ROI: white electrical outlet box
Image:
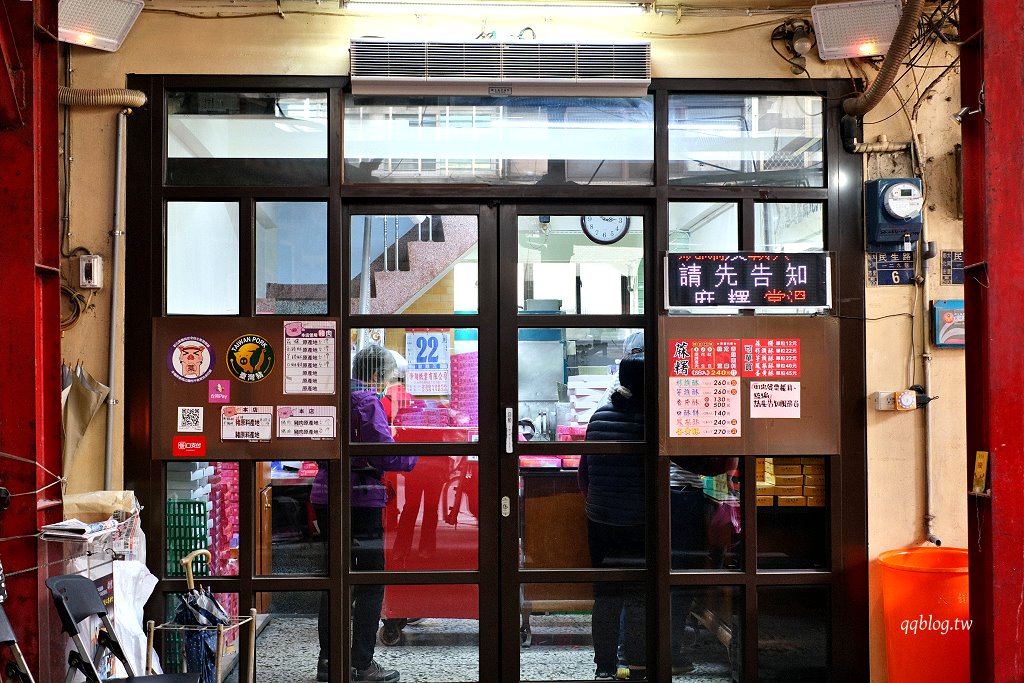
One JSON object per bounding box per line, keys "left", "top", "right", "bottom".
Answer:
{"left": 873, "top": 391, "right": 896, "bottom": 410}
{"left": 77, "top": 254, "right": 103, "bottom": 289}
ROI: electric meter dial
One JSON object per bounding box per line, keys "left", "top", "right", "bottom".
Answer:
{"left": 882, "top": 181, "right": 924, "bottom": 220}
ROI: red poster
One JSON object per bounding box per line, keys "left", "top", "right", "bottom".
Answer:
{"left": 740, "top": 338, "right": 801, "bottom": 378}
{"left": 668, "top": 339, "right": 739, "bottom": 377}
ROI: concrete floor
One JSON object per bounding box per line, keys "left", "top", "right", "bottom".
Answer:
{"left": 220, "top": 614, "right": 736, "bottom": 683}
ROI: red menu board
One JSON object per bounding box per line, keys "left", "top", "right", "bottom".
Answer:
{"left": 668, "top": 339, "right": 739, "bottom": 377}
{"left": 741, "top": 338, "right": 801, "bottom": 378}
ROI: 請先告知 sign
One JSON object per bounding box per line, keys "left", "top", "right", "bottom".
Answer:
{"left": 665, "top": 253, "right": 830, "bottom": 309}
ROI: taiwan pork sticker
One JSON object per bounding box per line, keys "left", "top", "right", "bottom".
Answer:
{"left": 750, "top": 381, "right": 801, "bottom": 418}
{"left": 168, "top": 336, "right": 215, "bottom": 383}
{"left": 226, "top": 334, "right": 275, "bottom": 383}
{"left": 221, "top": 405, "right": 273, "bottom": 441}
{"left": 277, "top": 406, "right": 337, "bottom": 439}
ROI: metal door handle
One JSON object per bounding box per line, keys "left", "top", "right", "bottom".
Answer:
{"left": 505, "top": 407, "right": 514, "bottom": 453}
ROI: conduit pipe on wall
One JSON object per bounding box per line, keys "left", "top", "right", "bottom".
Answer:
{"left": 842, "top": 0, "right": 926, "bottom": 117}
{"left": 58, "top": 87, "right": 147, "bottom": 108}
{"left": 59, "top": 86, "right": 147, "bottom": 490}
{"left": 919, "top": 215, "right": 940, "bottom": 547}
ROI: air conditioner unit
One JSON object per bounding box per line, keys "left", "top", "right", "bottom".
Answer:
{"left": 349, "top": 37, "right": 651, "bottom": 96}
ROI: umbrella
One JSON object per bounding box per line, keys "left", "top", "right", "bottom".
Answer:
{"left": 174, "top": 551, "right": 230, "bottom": 683}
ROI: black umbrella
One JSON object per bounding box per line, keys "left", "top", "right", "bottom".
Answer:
{"left": 174, "top": 551, "right": 230, "bottom": 683}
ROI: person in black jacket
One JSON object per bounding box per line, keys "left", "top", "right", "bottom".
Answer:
{"left": 579, "top": 352, "right": 648, "bottom": 681}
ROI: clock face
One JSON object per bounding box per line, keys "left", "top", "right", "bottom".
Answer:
{"left": 580, "top": 215, "right": 630, "bottom": 245}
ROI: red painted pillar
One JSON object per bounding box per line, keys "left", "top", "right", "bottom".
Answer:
{"left": 962, "top": 1, "right": 1024, "bottom": 681}
{"left": 0, "top": 0, "right": 61, "bottom": 677}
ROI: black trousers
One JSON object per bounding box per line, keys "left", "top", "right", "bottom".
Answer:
{"left": 316, "top": 504, "right": 385, "bottom": 670}
{"left": 587, "top": 518, "right": 646, "bottom": 671}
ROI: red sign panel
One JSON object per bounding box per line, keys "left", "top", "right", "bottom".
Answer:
{"left": 172, "top": 435, "right": 207, "bottom": 457}
{"left": 669, "top": 339, "right": 739, "bottom": 377}
{"left": 740, "top": 338, "right": 801, "bottom": 378}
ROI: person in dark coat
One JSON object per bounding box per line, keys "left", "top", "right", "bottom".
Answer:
{"left": 312, "top": 344, "right": 417, "bottom": 682}
{"left": 579, "top": 352, "right": 648, "bottom": 681}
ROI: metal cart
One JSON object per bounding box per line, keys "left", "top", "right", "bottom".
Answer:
{"left": 146, "top": 549, "right": 257, "bottom": 683}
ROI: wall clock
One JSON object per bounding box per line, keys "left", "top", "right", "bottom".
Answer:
{"left": 580, "top": 215, "right": 630, "bottom": 245}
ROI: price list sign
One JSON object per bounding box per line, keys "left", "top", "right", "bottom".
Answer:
{"left": 741, "top": 338, "right": 801, "bottom": 378}
{"left": 283, "top": 321, "right": 337, "bottom": 395}
{"left": 221, "top": 405, "right": 273, "bottom": 441}
{"left": 277, "top": 406, "right": 337, "bottom": 439}
{"left": 668, "top": 339, "right": 741, "bottom": 438}
{"left": 667, "top": 253, "right": 829, "bottom": 307}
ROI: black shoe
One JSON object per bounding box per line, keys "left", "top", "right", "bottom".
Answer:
{"left": 595, "top": 668, "right": 616, "bottom": 680}
{"left": 316, "top": 657, "right": 329, "bottom": 682}
{"left": 672, "top": 657, "right": 695, "bottom": 675}
{"left": 352, "top": 659, "right": 400, "bottom": 682}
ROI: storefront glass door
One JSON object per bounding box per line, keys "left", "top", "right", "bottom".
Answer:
{"left": 340, "top": 203, "right": 656, "bottom": 682}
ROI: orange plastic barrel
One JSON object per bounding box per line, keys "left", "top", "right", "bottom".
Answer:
{"left": 878, "top": 547, "right": 969, "bottom": 683}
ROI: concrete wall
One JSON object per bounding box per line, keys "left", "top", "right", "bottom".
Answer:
{"left": 58, "top": 3, "right": 966, "bottom": 680}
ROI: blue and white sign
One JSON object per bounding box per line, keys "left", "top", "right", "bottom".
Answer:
{"left": 405, "top": 331, "right": 451, "bottom": 395}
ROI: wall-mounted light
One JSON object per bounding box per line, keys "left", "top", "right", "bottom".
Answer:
{"left": 58, "top": 0, "right": 144, "bottom": 52}
{"left": 810, "top": 0, "right": 902, "bottom": 60}
{"left": 342, "top": 0, "right": 650, "bottom": 15}
{"left": 774, "top": 17, "right": 814, "bottom": 74}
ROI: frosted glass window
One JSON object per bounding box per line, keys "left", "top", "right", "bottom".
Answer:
{"left": 668, "top": 202, "right": 739, "bottom": 253}
{"left": 669, "top": 94, "right": 824, "bottom": 187}
{"left": 167, "top": 91, "right": 327, "bottom": 159}
{"left": 167, "top": 202, "right": 239, "bottom": 315}
{"left": 755, "top": 202, "right": 824, "bottom": 252}
{"left": 256, "top": 202, "right": 328, "bottom": 315}
{"left": 344, "top": 95, "right": 653, "bottom": 185}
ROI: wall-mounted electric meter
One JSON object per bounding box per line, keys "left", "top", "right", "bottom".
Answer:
{"left": 865, "top": 178, "right": 924, "bottom": 252}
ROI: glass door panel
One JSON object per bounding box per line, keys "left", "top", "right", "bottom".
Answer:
{"left": 504, "top": 206, "right": 651, "bottom": 683}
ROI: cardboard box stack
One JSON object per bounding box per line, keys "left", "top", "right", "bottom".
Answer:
{"left": 755, "top": 457, "right": 827, "bottom": 507}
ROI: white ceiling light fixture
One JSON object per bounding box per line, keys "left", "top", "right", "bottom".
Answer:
{"left": 342, "top": 0, "right": 650, "bottom": 15}
{"left": 58, "top": 0, "right": 144, "bottom": 52}
{"left": 810, "top": 0, "right": 903, "bottom": 60}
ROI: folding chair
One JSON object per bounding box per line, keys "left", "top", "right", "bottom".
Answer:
{"left": 0, "top": 602, "right": 35, "bottom": 683}
{"left": 46, "top": 574, "right": 197, "bottom": 683}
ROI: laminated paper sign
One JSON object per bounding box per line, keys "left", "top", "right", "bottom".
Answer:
{"left": 750, "top": 381, "right": 801, "bottom": 418}
{"left": 668, "top": 339, "right": 741, "bottom": 438}
{"left": 221, "top": 405, "right": 273, "bottom": 441}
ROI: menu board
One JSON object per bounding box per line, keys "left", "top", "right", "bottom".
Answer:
{"left": 283, "top": 320, "right": 337, "bottom": 394}
{"left": 668, "top": 339, "right": 741, "bottom": 438}
{"left": 153, "top": 317, "right": 342, "bottom": 460}
{"left": 659, "top": 316, "right": 840, "bottom": 456}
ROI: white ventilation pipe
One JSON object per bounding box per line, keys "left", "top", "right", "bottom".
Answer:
{"left": 60, "top": 87, "right": 146, "bottom": 489}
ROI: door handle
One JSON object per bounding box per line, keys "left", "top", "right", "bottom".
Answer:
{"left": 505, "top": 407, "right": 514, "bottom": 453}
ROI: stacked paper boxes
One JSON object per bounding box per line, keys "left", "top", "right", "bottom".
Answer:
{"left": 450, "top": 351, "right": 479, "bottom": 426}
{"left": 566, "top": 374, "right": 617, "bottom": 424}
{"left": 755, "top": 457, "right": 826, "bottom": 507}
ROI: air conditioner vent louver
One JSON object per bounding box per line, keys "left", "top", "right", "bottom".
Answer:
{"left": 350, "top": 38, "right": 651, "bottom": 96}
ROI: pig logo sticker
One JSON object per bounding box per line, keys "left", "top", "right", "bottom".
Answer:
{"left": 168, "top": 336, "right": 215, "bottom": 383}
{"left": 227, "top": 334, "right": 275, "bottom": 383}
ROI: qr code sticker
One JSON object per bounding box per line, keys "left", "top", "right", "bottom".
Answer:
{"left": 177, "top": 407, "right": 204, "bottom": 433}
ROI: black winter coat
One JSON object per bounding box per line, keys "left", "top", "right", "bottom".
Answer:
{"left": 580, "top": 401, "right": 645, "bottom": 527}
